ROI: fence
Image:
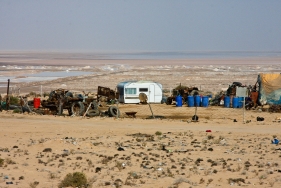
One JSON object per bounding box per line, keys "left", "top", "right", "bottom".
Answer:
{"left": 1, "top": 84, "right": 280, "bottom": 124}
{"left": 116, "top": 102, "right": 279, "bottom": 125}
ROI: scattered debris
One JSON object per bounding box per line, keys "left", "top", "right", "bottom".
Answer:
{"left": 272, "top": 138, "right": 279, "bottom": 144}
{"left": 257, "top": 116, "right": 264, "bottom": 121}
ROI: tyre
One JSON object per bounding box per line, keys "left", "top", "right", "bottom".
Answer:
{"left": 49, "top": 91, "right": 56, "bottom": 100}
{"left": 108, "top": 106, "right": 120, "bottom": 117}
{"left": 90, "top": 101, "right": 98, "bottom": 110}
{"left": 70, "top": 101, "right": 85, "bottom": 116}
{"left": 65, "top": 92, "right": 73, "bottom": 98}
{"left": 166, "top": 97, "right": 172, "bottom": 105}
{"left": 22, "top": 106, "right": 31, "bottom": 113}
{"left": 87, "top": 109, "right": 100, "bottom": 117}
{"left": 190, "top": 90, "right": 199, "bottom": 96}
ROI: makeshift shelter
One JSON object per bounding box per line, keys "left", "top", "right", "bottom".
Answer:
{"left": 258, "top": 73, "right": 281, "bottom": 105}
{"left": 117, "top": 81, "right": 163, "bottom": 103}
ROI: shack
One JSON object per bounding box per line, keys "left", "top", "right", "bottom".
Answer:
{"left": 117, "top": 81, "right": 163, "bottom": 103}
{"left": 258, "top": 73, "right": 281, "bottom": 105}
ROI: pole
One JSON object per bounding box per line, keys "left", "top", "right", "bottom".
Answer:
{"left": 243, "top": 97, "right": 245, "bottom": 124}
{"left": 40, "top": 85, "right": 42, "bottom": 98}
{"left": 82, "top": 102, "right": 92, "bottom": 118}
{"left": 148, "top": 103, "right": 155, "bottom": 119}
{"left": 6, "top": 79, "right": 10, "bottom": 110}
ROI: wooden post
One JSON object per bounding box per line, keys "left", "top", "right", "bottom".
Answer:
{"left": 6, "top": 79, "right": 10, "bottom": 110}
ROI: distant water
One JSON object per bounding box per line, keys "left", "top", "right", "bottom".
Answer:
{"left": 102, "top": 51, "right": 281, "bottom": 60}
{"left": 0, "top": 71, "right": 93, "bottom": 87}
{"left": 1, "top": 51, "right": 280, "bottom": 60}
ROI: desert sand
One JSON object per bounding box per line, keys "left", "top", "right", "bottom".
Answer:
{"left": 1, "top": 53, "right": 281, "bottom": 187}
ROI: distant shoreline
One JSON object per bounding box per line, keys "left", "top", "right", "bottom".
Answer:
{"left": 0, "top": 52, "right": 280, "bottom": 66}
{"left": 0, "top": 58, "right": 280, "bottom": 66}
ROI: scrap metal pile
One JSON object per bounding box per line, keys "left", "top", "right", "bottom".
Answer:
{"left": 39, "top": 87, "right": 120, "bottom": 117}
{"left": 209, "top": 82, "right": 260, "bottom": 109}
{"left": 165, "top": 85, "right": 199, "bottom": 105}
{"left": 268, "top": 105, "right": 281, "bottom": 113}
{"left": 40, "top": 88, "right": 98, "bottom": 116}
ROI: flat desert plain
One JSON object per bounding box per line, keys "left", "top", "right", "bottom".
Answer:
{"left": 1, "top": 53, "right": 281, "bottom": 188}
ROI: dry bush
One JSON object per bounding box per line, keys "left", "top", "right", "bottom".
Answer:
{"left": 58, "top": 172, "right": 88, "bottom": 188}
{"left": 5, "top": 158, "right": 16, "bottom": 165}
{"left": 0, "top": 158, "right": 4, "bottom": 167}
{"left": 173, "top": 177, "right": 190, "bottom": 186}
{"left": 29, "top": 181, "right": 39, "bottom": 188}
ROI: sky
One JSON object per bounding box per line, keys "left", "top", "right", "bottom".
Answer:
{"left": 0, "top": 0, "right": 281, "bottom": 52}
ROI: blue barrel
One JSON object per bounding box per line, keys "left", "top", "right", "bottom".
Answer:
{"left": 194, "top": 95, "right": 201, "bottom": 107}
{"left": 238, "top": 97, "right": 244, "bottom": 108}
{"left": 187, "top": 95, "right": 194, "bottom": 107}
{"left": 176, "top": 95, "right": 182, "bottom": 107}
{"left": 224, "top": 96, "right": 230, "bottom": 107}
{"left": 232, "top": 97, "right": 239, "bottom": 108}
{"left": 202, "top": 96, "right": 209, "bottom": 107}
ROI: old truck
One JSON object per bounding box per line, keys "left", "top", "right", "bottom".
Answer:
{"left": 41, "top": 87, "right": 120, "bottom": 117}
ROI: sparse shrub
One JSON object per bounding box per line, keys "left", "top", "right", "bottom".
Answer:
{"left": 115, "top": 161, "right": 124, "bottom": 171}
{"left": 173, "top": 177, "right": 190, "bottom": 186}
{"left": 155, "top": 131, "right": 162, "bottom": 136}
{"left": 269, "top": 179, "right": 276, "bottom": 187}
{"left": 13, "top": 108, "right": 21, "bottom": 113}
{"left": 0, "top": 158, "right": 4, "bottom": 167}
{"left": 58, "top": 172, "right": 87, "bottom": 188}
{"left": 29, "top": 181, "right": 39, "bottom": 188}
{"left": 43, "top": 92, "right": 50, "bottom": 98}
{"left": 207, "top": 178, "right": 213, "bottom": 185}
{"left": 228, "top": 178, "right": 245, "bottom": 184}
{"left": 29, "top": 92, "right": 36, "bottom": 96}
{"left": 19, "top": 176, "right": 24, "bottom": 180}
{"left": 199, "top": 178, "right": 205, "bottom": 184}
{"left": 207, "top": 135, "right": 215, "bottom": 140}
{"left": 101, "top": 157, "right": 109, "bottom": 164}
{"left": 5, "top": 158, "right": 16, "bottom": 164}
{"left": 9, "top": 96, "right": 19, "bottom": 105}
{"left": 42, "top": 148, "right": 52, "bottom": 152}
{"left": 48, "top": 172, "right": 57, "bottom": 179}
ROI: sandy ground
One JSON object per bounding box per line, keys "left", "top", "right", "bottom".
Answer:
{"left": 1, "top": 53, "right": 281, "bottom": 187}
{"left": 1, "top": 109, "right": 281, "bottom": 188}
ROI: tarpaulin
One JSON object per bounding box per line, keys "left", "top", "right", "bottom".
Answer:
{"left": 258, "top": 73, "right": 281, "bottom": 105}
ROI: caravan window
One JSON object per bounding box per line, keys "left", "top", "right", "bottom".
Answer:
{"left": 139, "top": 88, "right": 148, "bottom": 92}
{"left": 125, "top": 88, "right": 136, "bottom": 94}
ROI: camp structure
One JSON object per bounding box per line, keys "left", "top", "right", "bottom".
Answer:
{"left": 117, "top": 81, "right": 163, "bottom": 103}
{"left": 257, "top": 73, "right": 281, "bottom": 105}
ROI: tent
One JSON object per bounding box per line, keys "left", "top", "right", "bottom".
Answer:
{"left": 258, "top": 73, "right": 281, "bottom": 105}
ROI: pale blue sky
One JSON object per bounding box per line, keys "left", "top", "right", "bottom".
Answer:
{"left": 0, "top": 0, "right": 280, "bottom": 52}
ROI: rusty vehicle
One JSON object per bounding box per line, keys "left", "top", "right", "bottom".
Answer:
{"left": 97, "top": 86, "right": 119, "bottom": 106}
{"left": 41, "top": 88, "right": 98, "bottom": 116}
{"left": 40, "top": 87, "right": 120, "bottom": 117}
{"left": 165, "top": 86, "right": 199, "bottom": 105}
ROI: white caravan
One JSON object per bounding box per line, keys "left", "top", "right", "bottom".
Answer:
{"left": 117, "top": 81, "right": 163, "bottom": 103}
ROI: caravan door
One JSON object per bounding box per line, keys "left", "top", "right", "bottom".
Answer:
{"left": 149, "top": 84, "right": 155, "bottom": 103}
